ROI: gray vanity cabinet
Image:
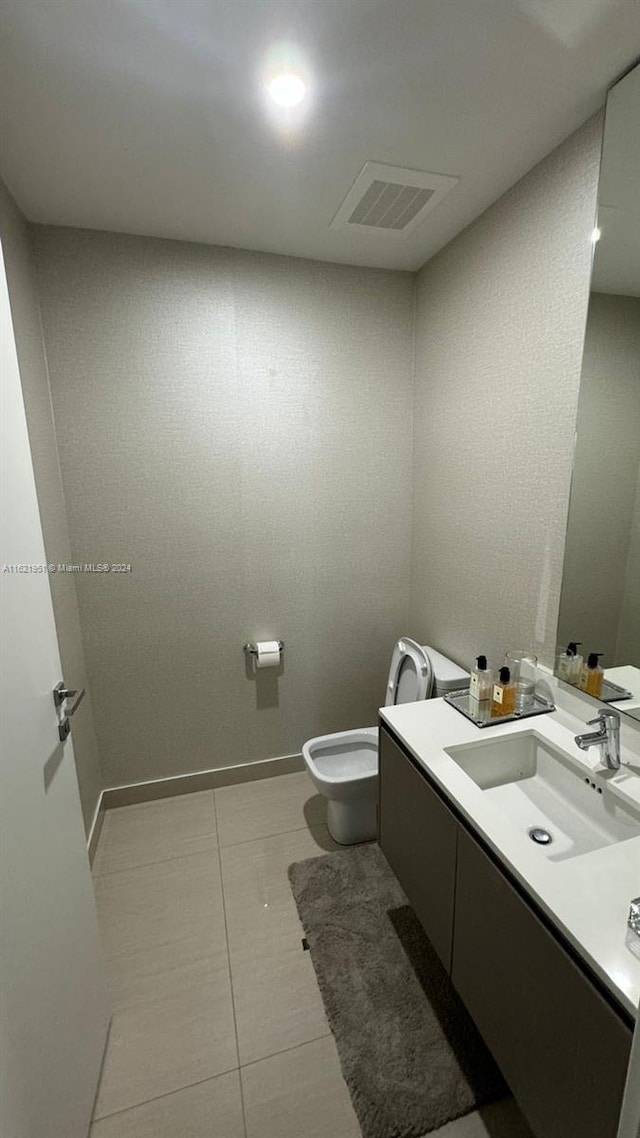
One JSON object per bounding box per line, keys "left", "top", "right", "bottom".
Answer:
{"left": 452, "top": 827, "right": 631, "bottom": 1138}
{"left": 378, "top": 723, "right": 633, "bottom": 1138}
{"left": 379, "top": 726, "right": 457, "bottom": 971}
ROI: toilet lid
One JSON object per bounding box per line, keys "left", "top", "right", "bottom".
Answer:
{"left": 419, "top": 645, "right": 469, "bottom": 694}
{"left": 384, "top": 638, "right": 431, "bottom": 707}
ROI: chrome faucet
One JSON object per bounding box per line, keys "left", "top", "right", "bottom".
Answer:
{"left": 575, "top": 709, "right": 621, "bottom": 770}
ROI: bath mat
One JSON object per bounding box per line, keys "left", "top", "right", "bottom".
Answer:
{"left": 288, "top": 843, "right": 507, "bottom": 1138}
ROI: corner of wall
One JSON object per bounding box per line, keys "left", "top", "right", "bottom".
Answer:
{"left": 406, "top": 114, "right": 603, "bottom": 672}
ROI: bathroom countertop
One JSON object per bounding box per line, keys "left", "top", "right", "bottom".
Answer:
{"left": 379, "top": 697, "right": 640, "bottom": 1019}
{"left": 606, "top": 665, "right": 640, "bottom": 712}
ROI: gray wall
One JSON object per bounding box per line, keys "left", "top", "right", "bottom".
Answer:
{"left": 409, "top": 116, "right": 602, "bottom": 673}
{"left": 559, "top": 292, "right": 640, "bottom": 665}
{"left": 33, "top": 230, "right": 414, "bottom": 788}
{"left": 26, "top": 114, "right": 602, "bottom": 792}
{"left": 0, "top": 179, "right": 103, "bottom": 832}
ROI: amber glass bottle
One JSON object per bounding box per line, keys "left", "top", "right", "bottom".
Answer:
{"left": 582, "top": 653, "right": 604, "bottom": 698}
{"left": 491, "top": 666, "right": 516, "bottom": 718}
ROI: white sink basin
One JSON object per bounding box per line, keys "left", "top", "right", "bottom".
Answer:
{"left": 445, "top": 732, "right": 640, "bottom": 862}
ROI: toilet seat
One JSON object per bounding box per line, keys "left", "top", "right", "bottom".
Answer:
{"left": 384, "top": 638, "right": 433, "bottom": 707}
{"left": 304, "top": 727, "right": 378, "bottom": 787}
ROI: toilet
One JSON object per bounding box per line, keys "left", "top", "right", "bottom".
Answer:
{"left": 302, "top": 639, "right": 469, "bottom": 845}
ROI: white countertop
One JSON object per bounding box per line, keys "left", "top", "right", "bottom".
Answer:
{"left": 380, "top": 696, "right": 640, "bottom": 1019}
{"left": 606, "top": 665, "right": 640, "bottom": 712}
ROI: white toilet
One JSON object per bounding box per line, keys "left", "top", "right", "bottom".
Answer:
{"left": 302, "top": 639, "right": 469, "bottom": 845}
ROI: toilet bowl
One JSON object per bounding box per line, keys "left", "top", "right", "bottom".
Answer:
{"left": 303, "top": 727, "right": 379, "bottom": 846}
{"left": 303, "top": 639, "right": 469, "bottom": 845}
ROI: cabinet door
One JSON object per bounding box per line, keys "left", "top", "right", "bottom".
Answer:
{"left": 452, "top": 827, "right": 632, "bottom": 1138}
{"left": 379, "top": 726, "right": 457, "bottom": 971}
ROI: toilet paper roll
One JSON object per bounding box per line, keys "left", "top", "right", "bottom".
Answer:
{"left": 255, "top": 640, "right": 281, "bottom": 669}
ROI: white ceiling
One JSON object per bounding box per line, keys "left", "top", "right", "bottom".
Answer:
{"left": 0, "top": 0, "right": 639, "bottom": 271}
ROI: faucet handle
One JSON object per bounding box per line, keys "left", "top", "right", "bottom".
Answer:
{"left": 587, "top": 709, "right": 620, "bottom": 728}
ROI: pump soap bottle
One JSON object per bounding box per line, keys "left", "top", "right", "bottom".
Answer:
{"left": 557, "top": 642, "right": 580, "bottom": 683}
{"left": 581, "top": 653, "right": 604, "bottom": 698}
{"left": 491, "top": 666, "right": 516, "bottom": 718}
{"left": 469, "top": 655, "right": 492, "bottom": 721}
{"left": 569, "top": 643, "right": 584, "bottom": 687}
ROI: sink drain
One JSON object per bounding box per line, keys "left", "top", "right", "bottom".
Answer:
{"left": 528, "top": 826, "right": 552, "bottom": 845}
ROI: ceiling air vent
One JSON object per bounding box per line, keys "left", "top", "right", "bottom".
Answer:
{"left": 331, "top": 162, "right": 458, "bottom": 238}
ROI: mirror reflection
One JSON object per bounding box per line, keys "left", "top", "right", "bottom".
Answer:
{"left": 556, "top": 63, "right": 640, "bottom": 721}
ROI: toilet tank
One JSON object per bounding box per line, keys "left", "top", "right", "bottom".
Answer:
{"left": 421, "top": 646, "right": 469, "bottom": 699}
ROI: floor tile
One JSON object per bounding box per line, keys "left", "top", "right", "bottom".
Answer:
{"left": 427, "top": 1098, "right": 536, "bottom": 1137}
{"left": 93, "top": 792, "right": 217, "bottom": 875}
{"left": 221, "top": 825, "right": 336, "bottom": 1063}
{"left": 93, "top": 969, "right": 237, "bottom": 1119}
{"left": 220, "top": 824, "right": 338, "bottom": 954}
{"left": 91, "top": 1071, "right": 244, "bottom": 1137}
{"left": 94, "top": 850, "right": 225, "bottom": 962}
{"left": 105, "top": 934, "right": 218, "bottom": 1010}
{"left": 232, "top": 945, "right": 329, "bottom": 1065}
{"left": 241, "top": 1035, "right": 361, "bottom": 1138}
{"left": 215, "top": 770, "right": 325, "bottom": 847}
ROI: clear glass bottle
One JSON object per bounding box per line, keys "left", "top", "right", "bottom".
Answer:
{"left": 569, "top": 644, "right": 584, "bottom": 686}
{"left": 557, "top": 641, "right": 581, "bottom": 683}
{"left": 469, "top": 655, "right": 493, "bottom": 722}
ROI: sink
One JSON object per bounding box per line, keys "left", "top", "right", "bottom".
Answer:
{"left": 445, "top": 732, "right": 640, "bottom": 862}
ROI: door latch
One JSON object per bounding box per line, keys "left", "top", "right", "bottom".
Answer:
{"left": 53, "top": 682, "right": 86, "bottom": 742}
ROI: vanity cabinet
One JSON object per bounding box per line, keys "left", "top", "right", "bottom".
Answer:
{"left": 379, "top": 725, "right": 457, "bottom": 971}
{"left": 453, "top": 827, "right": 631, "bottom": 1138}
{"left": 378, "top": 724, "right": 633, "bottom": 1138}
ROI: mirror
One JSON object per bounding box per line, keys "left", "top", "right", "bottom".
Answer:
{"left": 556, "top": 62, "right": 640, "bottom": 722}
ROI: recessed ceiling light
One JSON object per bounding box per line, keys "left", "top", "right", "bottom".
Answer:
{"left": 267, "top": 73, "right": 306, "bottom": 108}
{"left": 591, "top": 226, "right": 602, "bottom": 244}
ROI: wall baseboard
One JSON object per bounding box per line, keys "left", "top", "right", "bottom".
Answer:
{"left": 99, "top": 752, "right": 305, "bottom": 812}
{"left": 87, "top": 796, "right": 106, "bottom": 867}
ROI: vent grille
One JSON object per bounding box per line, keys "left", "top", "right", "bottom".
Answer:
{"left": 331, "top": 162, "right": 458, "bottom": 239}
{"left": 348, "top": 180, "right": 435, "bottom": 230}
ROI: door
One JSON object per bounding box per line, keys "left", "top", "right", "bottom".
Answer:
{"left": 0, "top": 242, "right": 110, "bottom": 1138}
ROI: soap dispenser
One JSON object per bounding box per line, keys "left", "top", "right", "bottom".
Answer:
{"left": 569, "top": 643, "right": 584, "bottom": 687}
{"left": 557, "top": 642, "right": 580, "bottom": 683}
{"left": 581, "top": 653, "right": 604, "bottom": 698}
{"left": 491, "top": 666, "right": 516, "bottom": 718}
{"left": 469, "top": 655, "right": 492, "bottom": 721}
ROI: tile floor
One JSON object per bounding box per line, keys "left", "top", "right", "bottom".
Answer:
{"left": 90, "top": 770, "right": 535, "bottom": 1137}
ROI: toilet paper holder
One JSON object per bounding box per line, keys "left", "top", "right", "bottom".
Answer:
{"left": 243, "top": 640, "right": 285, "bottom": 656}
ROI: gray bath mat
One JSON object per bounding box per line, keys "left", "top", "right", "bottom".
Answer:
{"left": 288, "top": 843, "right": 507, "bottom": 1138}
